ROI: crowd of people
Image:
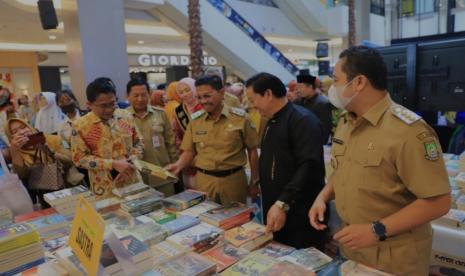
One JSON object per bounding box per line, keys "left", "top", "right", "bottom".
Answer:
{"left": 0, "top": 46, "right": 454, "bottom": 275}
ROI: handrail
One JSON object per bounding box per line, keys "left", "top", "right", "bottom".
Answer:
{"left": 206, "top": 0, "right": 299, "bottom": 75}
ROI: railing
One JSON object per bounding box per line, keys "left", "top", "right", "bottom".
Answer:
{"left": 206, "top": 0, "right": 299, "bottom": 74}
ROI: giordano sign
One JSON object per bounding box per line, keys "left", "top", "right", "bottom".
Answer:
{"left": 137, "top": 54, "right": 219, "bottom": 67}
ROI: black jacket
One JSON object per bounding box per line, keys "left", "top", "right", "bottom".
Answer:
{"left": 295, "top": 94, "right": 333, "bottom": 144}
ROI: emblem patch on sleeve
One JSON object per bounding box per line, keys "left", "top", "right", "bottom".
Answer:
{"left": 424, "top": 141, "right": 439, "bottom": 161}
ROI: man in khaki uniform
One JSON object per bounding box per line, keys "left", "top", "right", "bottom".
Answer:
{"left": 167, "top": 75, "right": 259, "bottom": 205}
{"left": 309, "top": 46, "right": 451, "bottom": 276}
{"left": 126, "top": 78, "right": 178, "bottom": 196}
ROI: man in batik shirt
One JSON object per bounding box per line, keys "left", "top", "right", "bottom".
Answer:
{"left": 71, "top": 77, "right": 144, "bottom": 198}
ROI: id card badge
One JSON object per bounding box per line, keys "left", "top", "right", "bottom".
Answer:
{"left": 152, "top": 135, "right": 161, "bottom": 148}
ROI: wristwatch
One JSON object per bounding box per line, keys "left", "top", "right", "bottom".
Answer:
{"left": 372, "top": 221, "right": 387, "bottom": 241}
{"left": 274, "top": 200, "right": 290, "bottom": 212}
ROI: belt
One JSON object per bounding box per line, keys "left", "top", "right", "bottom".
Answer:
{"left": 196, "top": 166, "right": 243, "bottom": 177}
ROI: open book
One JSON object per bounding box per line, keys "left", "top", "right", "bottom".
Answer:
{"left": 133, "top": 159, "right": 178, "bottom": 181}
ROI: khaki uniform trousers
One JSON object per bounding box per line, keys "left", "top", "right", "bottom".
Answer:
{"left": 195, "top": 168, "right": 247, "bottom": 205}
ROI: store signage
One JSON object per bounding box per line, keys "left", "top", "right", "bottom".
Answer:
{"left": 69, "top": 196, "right": 105, "bottom": 276}
{"left": 138, "top": 54, "right": 218, "bottom": 67}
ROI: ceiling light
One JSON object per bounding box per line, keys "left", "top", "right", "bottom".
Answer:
{"left": 49, "top": 35, "right": 57, "bottom": 40}
{"left": 137, "top": 40, "right": 145, "bottom": 44}
{"left": 0, "top": 43, "right": 65, "bottom": 52}
{"left": 125, "top": 24, "right": 181, "bottom": 36}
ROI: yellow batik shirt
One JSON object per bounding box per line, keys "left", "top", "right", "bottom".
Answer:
{"left": 71, "top": 110, "right": 144, "bottom": 198}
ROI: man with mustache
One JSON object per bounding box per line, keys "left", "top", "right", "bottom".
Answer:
{"left": 167, "top": 75, "right": 259, "bottom": 205}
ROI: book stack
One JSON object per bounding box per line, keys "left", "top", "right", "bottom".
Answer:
{"left": 199, "top": 202, "right": 253, "bottom": 230}
{"left": 0, "top": 223, "right": 45, "bottom": 276}
{"left": 202, "top": 243, "right": 249, "bottom": 272}
{"left": 224, "top": 221, "right": 273, "bottom": 251}
{"left": 167, "top": 222, "right": 224, "bottom": 253}
{"left": 57, "top": 235, "right": 153, "bottom": 276}
{"left": 221, "top": 252, "right": 313, "bottom": 275}
{"left": 153, "top": 252, "right": 217, "bottom": 276}
{"left": 318, "top": 259, "right": 392, "bottom": 275}
{"left": 15, "top": 208, "right": 57, "bottom": 223}
{"left": 121, "top": 194, "right": 164, "bottom": 217}
{"left": 435, "top": 209, "right": 465, "bottom": 229}
{"left": 112, "top": 182, "right": 151, "bottom": 198}
{"left": 15, "top": 260, "right": 68, "bottom": 276}
{"left": 255, "top": 242, "right": 295, "bottom": 259}
{"left": 0, "top": 207, "right": 12, "bottom": 228}
{"left": 142, "top": 209, "right": 176, "bottom": 224}
{"left": 151, "top": 240, "right": 191, "bottom": 265}
{"left": 161, "top": 215, "right": 201, "bottom": 235}
{"left": 111, "top": 219, "right": 170, "bottom": 247}
{"left": 278, "top": 247, "right": 332, "bottom": 272}
{"left": 26, "top": 214, "right": 69, "bottom": 240}
{"left": 163, "top": 189, "right": 207, "bottom": 212}
{"left": 43, "top": 185, "right": 94, "bottom": 216}
{"left": 94, "top": 197, "right": 123, "bottom": 214}
{"left": 177, "top": 200, "right": 221, "bottom": 218}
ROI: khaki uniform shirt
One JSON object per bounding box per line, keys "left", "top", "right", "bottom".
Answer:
{"left": 224, "top": 92, "right": 242, "bottom": 108}
{"left": 127, "top": 105, "right": 178, "bottom": 193}
{"left": 181, "top": 105, "right": 259, "bottom": 170}
{"left": 330, "top": 95, "right": 450, "bottom": 275}
{"left": 71, "top": 110, "right": 144, "bottom": 198}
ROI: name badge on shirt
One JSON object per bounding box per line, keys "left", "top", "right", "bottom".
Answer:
{"left": 152, "top": 135, "right": 161, "bottom": 148}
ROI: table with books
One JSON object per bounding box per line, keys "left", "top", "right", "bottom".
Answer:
{"left": 0, "top": 183, "right": 392, "bottom": 276}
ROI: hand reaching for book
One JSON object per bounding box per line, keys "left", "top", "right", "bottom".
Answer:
{"left": 165, "top": 163, "right": 181, "bottom": 176}
{"left": 266, "top": 204, "right": 286, "bottom": 233}
{"left": 308, "top": 196, "right": 327, "bottom": 231}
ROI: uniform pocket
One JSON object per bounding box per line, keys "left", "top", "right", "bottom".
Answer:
{"left": 152, "top": 125, "right": 164, "bottom": 134}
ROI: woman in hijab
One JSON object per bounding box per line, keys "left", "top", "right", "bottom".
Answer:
{"left": 34, "top": 92, "right": 66, "bottom": 134}
{"left": 172, "top": 77, "right": 204, "bottom": 189}
{"left": 150, "top": 90, "right": 166, "bottom": 108}
{"left": 164, "top": 81, "right": 181, "bottom": 125}
{"left": 5, "top": 118, "right": 72, "bottom": 207}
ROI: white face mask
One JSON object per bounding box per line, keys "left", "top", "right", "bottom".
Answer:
{"left": 328, "top": 78, "right": 359, "bottom": 109}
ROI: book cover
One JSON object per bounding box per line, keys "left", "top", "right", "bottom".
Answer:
{"left": 26, "top": 214, "right": 67, "bottom": 233}
{"left": 178, "top": 201, "right": 221, "bottom": 218}
{"left": 163, "top": 215, "right": 201, "bottom": 234}
{"left": 154, "top": 252, "right": 216, "bottom": 276}
{"left": 134, "top": 159, "right": 178, "bottom": 181}
{"left": 14, "top": 208, "right": 57, "bottom": 223}
{"left": 255, "top": 241, "right": 295, "bottom": 258}
{"left": 221, "top": 253, "right": 278, "bottom": 276}
{"left": 119, "top": 234, "right": 152, "bottom": 263}
{"left": 147, "top": 210, "right": 177, "bottom": 224}
{"left": 112, "top": 182, "right": 150, "bottom": 197}
{"left": 199, "top": 202, "right": 252, "bottom": 227}
{"left": 151, "top": 240, "right": 191, "bottom": 265}
{"left": 323, "top": 259, "right": 391, "bottom": 276}
{"left": 167, "top": 223, "right": 223, "bottom": 252}
{"left": 93, "top": 197, "right": 123, "bottom": 214}
{"left": 0, "top": 223, "right": 40, "bottom": 254}
{"left": 224, "top": 221, "right": 272, "bottom": 250}
{"left": 43, "top": 185, "right": 91, "bottom": 204}
{"left": 202, "top": 243, "right": 249, "bottom": 272}
{"left": 116, "top": 221, "right": 169, "bottom": 247}
{"left": 103, "top": 210, "right": 142, "bottom": 232}
{"left": 0, "top": 257, "right": 45, "bottom": 276}
{"left": 163, "top": 190, "right": 207, "bottom": 211}
{"left": 42, "top": 234, "right": 68, "bottom": 253}
{"left": 121, "top": 195, "right": 164, "bottom": 215}
{"left": 279, "top": 247, "right": 332, "bottom": 272}
{"left": 265, "top": 261, "right": 315, "bottom": 276}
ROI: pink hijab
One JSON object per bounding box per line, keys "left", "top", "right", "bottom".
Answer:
{"left": 176, "top": 77, "right": 198, "bottom": 109}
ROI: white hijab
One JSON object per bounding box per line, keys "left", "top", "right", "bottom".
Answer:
{"left": 34, "top": 92, "right": 67, "bottom": 134}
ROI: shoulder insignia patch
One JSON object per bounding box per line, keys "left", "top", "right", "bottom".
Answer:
{"left": 191, "top": 110, "right": 206, "bottom": 120}
{"left": 424, "top": 140, "right": 439, "bottom": 161}
{"left": 230, "top": 107, "right": 246, "bottom": 117}
{"left": 391, "top": 106, "right": 421, "bottom": 125}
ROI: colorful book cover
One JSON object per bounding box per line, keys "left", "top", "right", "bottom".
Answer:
{"left": 112, "top": 182, "right": 150, "bottom": 197}
{"left": 151, "top": 240, "right": 191, "bottom": 265}
{"left": 163, "top": 215, "right": 201, "bottom": 234}
{"left": 43, "top": 185, "right": 91, "bottom": 204}
{"left": 154, "top": 252, "right": 216, "bottom": 276}
{"left": 15, "top": 208, "right": 57, "bottom": 223}
{"left": 199, "top": 202, "right": 252, "bottom": 226}
{"left": 178, "top": 201, "right": 221, "bottom": 218}
{"left": 163, "top": 189, "right": 207, "bottom": 211}
{"left": 221, "top": 253, "right": 279, "bottom": 276}
{"left": 119, "top": 234, "right": 151, "bottom": 262}
{"left": 255, "top": 241, "right": 295, "bottom": 258}
{"left": 144, "top": 210, "right": 177, "bottom": 224}
{"left": 265, "top": 261, "right": 315, "bottom": 275}
{"left": 224, "top": 221, "right": 270, "bottom": 248}
{"left": 279, "top": 247, "right": 332, "bottom": 272}
{"left": 202, "top": 243, "right": 249, "bottom": 272}
{"left": 167, "top": 222, "right": 223, "bottom": 252}
{"left": 26, "top": 214, "right": 67, "bottom": 232}
{"left": 93, "top": 197, "right": 122, "bottom": 213}
{"left": 120, "top": 221, "right": 169, "bottom": 247}
{"left": 42, "top": 235, "right": 68, "bottom": 253}
{"left": 0, "top": 223, "right": 40, "bottom": 254}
